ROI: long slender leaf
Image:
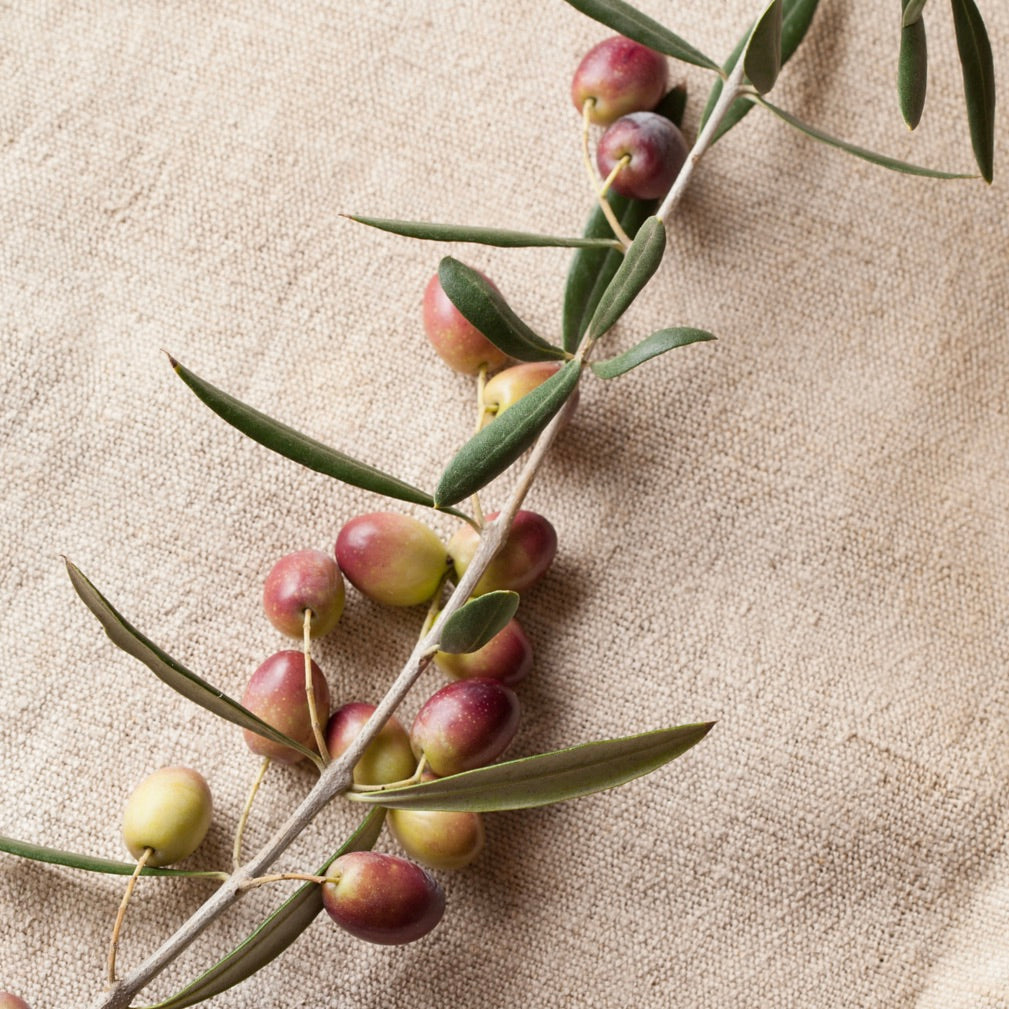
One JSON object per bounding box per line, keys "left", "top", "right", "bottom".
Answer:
{"left": 438, "top": 258, "right": 567, "bottom": 363}
{"left": 140, "top": 809, "right": 385, "bottom": 1009}
{"left": 950, "top": 0, "right": 995, "bottom": 183}
{"left": 756, "top": 97, "right": 973, "bottom": 178}
{"left": 65, "top": 560, "right": 323, "bottom": 769}
{"left": 349, "top": 723, "right": 714, "bottom": 812}
{"left": 345, "top": 216, "right": 621, "bottom": 249}
{"left": 700, "top": 0, "right": 821, "bottom": 142}
{"left": 434, "top": 361, "right": 582, "bottom": 508}
{"left": 169, "top": 357, "right": 463, "bottom": 517}
{"left": 591, "top": 327, "right": 716, "bottom": 380}
{"left": 585, "top": 217, "right": 666, "bottom": 342}
{"left": 744, "top": 0, "right": 783, "bottom": 94}
{"left": 903, "top": 0, "right": 928, "bottom": 25}
{"left": 0, "top": 835, "right": 226, "bottom": 879}
{"left": 439, "top": 591, "right": 520, "bottom": 654}
{"left": 898, "top": 1, "right": 928, "bottom": 130}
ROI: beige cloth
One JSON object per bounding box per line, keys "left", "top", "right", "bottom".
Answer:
{"left": 1, "top": 2, "right": 1007, "bottom": 1007}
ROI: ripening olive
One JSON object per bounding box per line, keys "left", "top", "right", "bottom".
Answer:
{"left": 434, "top": 617, "right": 533, "bottom": 686}
{"left": 480, "top": 362, "right": 562, "bottom": 428}
{"left": 325, "top": 702, "right": 416, "bottom": 786}
{"left": 121, "top": 766, "right": 212, "bottom": 867}
{"left": 596, "top": 111, "right": 688, "bottom": 200}
{"left": 262, "top": 549, "right": 345, "bottom": 638}
{"left": 388, "top": 775, "right": 485, "bottom": 871}
{"left": 571, "top": 36, "right": 668, "bottom": 126}
{"left": 422, "top": 271, "right": 510, "bottom": 375}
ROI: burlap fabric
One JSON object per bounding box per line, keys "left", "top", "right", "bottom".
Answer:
{"left": 1, "top": 2, "right": 1007, "bottom": 1007}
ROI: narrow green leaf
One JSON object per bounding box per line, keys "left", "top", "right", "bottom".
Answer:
{"left": 744, "top": 0, "right": 783, "bottom": 94}
{"left": 700, "top": 0, "right": 821, "bottom": 142}
{"left": 170, "top": 357, "right": 463, "bottom": 517}
{"left": 591, "top": 327, "right": 716, "bottom": 380}
{"left": 653, "top": 83, "right": 688, "bottom": 128}
{"left": 950, "top": 0, "right": 995, "bottom": 183}
{"left": 345, "top": 215, "right": 621, "bottom": 250}
{"left": 562, "top": 193, "right": 656, "bottom": 353}
{"left": 903, "top": 0, "right": 928, "bottom": 25}
{"left": 438, "top": 258, "right": 568, "bottom": 363}
{"left": 65, "top": 560, "right": 323, "bottom": 769}
{"left": 562, "top": 0, "right": 719, "bottom": 71}
{"left": 434, "top": 361, "right": 582, "bottom": 508}
{"left": 756, "top": 97, "right": 974, "bottom": 178}
{"left": 140, "top": 809, "right": 385, "bottom": 1009}
{"left": 585, "top": 217, "right": 666, "bottom": 342}
{"left": 898, "top": 3, "right": 928, "bottom": 130}
{"left": 350, "top": 723, "right": 714, "bottom": 812}
{"left": 439, "top": 591, "right": 520, "bottom": 654}
{"left": 0, "top": 835, "right": 226, "bottom": 879}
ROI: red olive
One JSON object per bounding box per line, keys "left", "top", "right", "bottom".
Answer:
{"left": 262, "top": 549, "right": 345, "bottom": 638}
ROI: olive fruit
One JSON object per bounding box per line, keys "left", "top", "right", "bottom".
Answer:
{"left": 571, "top": 35, "right": 668, "bottom": 126}
{"left": 322, "top": 851, "right": 445, "bottom": 945}
{"left": 121, "top": 767, "right": 212, "bottom": 867}
{"left": 480, "top": 361, "right": 562, "bottom": 428}
{"left": 336, "top": 513, "right": 448, "bottom": 607}
{"left": 0, "top": 993, "right": 31, "bottom": 1009}
{"left": 422, "top": 271, "right": 510, "bottom": 375}
{"left": 411, "top": 678, "right": 520, "bottom": 777}
{"left": 596, "top": 111, "right": 688, "bottom": 200}
{"left": 262, "top": 549, "right": 345, "bottom": 639}
{"left": 434, "top": 617, "right": 533, "bottom": 686}
{"left": 241, "top": 650, "right": 330, "bottom": 764}
{"left": 325, "top": 702, "right": 416, "bottom": 786}
{"left": 447, "top": 509, "right": 557, "bottom": 596}
{"left": 389, "top": 775, "right": 485, "bottom": 870}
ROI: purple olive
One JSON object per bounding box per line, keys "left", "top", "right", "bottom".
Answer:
{"left": 322, "top": 851, "right": 445, "bottom": 945}
{"left": 571, "top": 36, "right": 668, "bottom": 126}
{"left": 422, "top": 272, "right": 510, "bottom": 375}
{"left": 434, "top": 617, "right": 533, "bottom": 686}
{"left": 241, "top": 650, "right": 330, "bottom": 764}
{"left": 336, "top": 513, "right": 449, "bottom": 607}
{"left": 411, "top": 678, "right": 520, "bottom": 777}
{"left": 596, "top": 111, "right": 688, "bottom": 200}
{"left": 325, "top": 702, "right": 417, "bottom": 786}
{"left": 262, "top": 549, "right": 345, "bottom": 639}
{"left": 446, "top": 509, "right": 557, "bottom": 596}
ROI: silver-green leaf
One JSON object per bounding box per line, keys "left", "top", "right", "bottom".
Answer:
{"left": 439, "top": 591, "right": 520, "bottom": 654}
{"left": 950, "top": 0, "right": 995, "bottom": 183}
{"left": 744, "top": 0, "right": 783, "bottom": 94}
{"left": 65, "top": 560, "right": 324, "bottom": 770}
{"left": 898, "top": 1, "right": 928, "bottom": 130}
{"left": 591, "top": 327, "right": 716, "bottom": 380}
{"left": 349, "top": 723, "right": 714, "bottom": 812}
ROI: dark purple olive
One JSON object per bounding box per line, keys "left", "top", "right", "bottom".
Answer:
{"left": 262, "top": 549, "right": 345, "bottom": 639}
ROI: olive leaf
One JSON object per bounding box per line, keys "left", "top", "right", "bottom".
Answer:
{"left": 349, "top": 723, "right": 714, "bottom": 812}
{"left": 898, "top": 0, "right": 928, "bottom": 130}
{"left": 950, "top": 0, "right": 995, "bottom": 183}
{"left": 345, "top": 215, "right": 621, "bottom": 249}
{"left": 169, "top": 356, "right": 465, "bottom": 518}
{"left": 591, "top": 327, "right": 716, "bottom": 380}
{"left": 653, "top": 82, "right": 688, "bottom": 128}
{"left": 439, "top": 591, "right": 520, "bottom": 654}
{"left": 139, "top": 809, "right": 385, "bottom": 1009}
{"left": 65, "top": 560, "right": 324, "bottom": 770}
{"left": 438, "top": 258, "right": 568, "bottom": 363}
{"left": 903, "top": 0, "right": 928, "bottom": 25}
{"left": 700, "top": 0, "right": 821, "bottom": 142}
{"left": 744, "top": 0, "right": 784, "bottom": 95}
{"left": 0, "top": 835, "right": 226, "bottom": 879}
{"left": 585, "top": 217, "right": 666, "bottom": 343}
{"left": 434, "top": 361, "right": 582, "bottom": 508}
{"left": 561, "top": 0, "right": 719, "bottom": 71}
{"left": 755, "top": 97, "right": 973, "bottom": 178}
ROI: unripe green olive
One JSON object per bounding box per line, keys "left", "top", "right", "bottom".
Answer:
{"left": 571, "top": 36, "right": 668, "bottom": 126}
{"left": 262, "top": 549, "right": 345, "bottom": 638}
{"left": 321, "top": 851, "right": 445, "bottom": 945}
{"left": 325, "top": 702, "right": 416, "bottom": 786}
{"left": 121, "top": 767, "right": 212, "bottom": 867}
{"left": 422, "top": 272, "right": 510, "bottom": 375}
{"left": 479, "top": 362, "right": 562, "bottom": 428}
{"left": 434, "top": 617, "right": 532, "bottom": 686}
{"left": 0, "top": 993, "right": 31, "bottom": 1009}
{"left": 336, "top": 513, "right": 449, "bottom": 607}
{"left": 388, "top": 776, "right": 485, "bottom": 870}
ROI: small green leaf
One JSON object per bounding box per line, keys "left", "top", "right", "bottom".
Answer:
{"left": 756, "top": 97, "right": 974, "bottom": 177}
{"left": 591, "top": 327, "right": 716, "bottom": 380}
{"left": 65, "top": 560, "right": 323, "bottom": 769}
{"left": 898, "top": 3, "right": 928, "bottom": 130}
{"left": 0, "top": 835, "right": 226, "bottom": 879}
{"left": 345, "top": 215, "right": 621, "bottom": 249}
{"left": 950, "top": 0, "right": 995, "bottom": 183}
{"left": 903, "top": 0, "right": 928, "bottom": 25}
{"left": 439, "top": 591, "right": 520, "bottom": 654}
{"left": 350, "top": 723, "right": 714, "bottom": 812}
{"left": 700, "top": 0, "right": 821, "bottom": 141}
{"left": 438, "top": 258, "right": 568, "bottom": 363}
{"left": 744, "top": 0, "right": 783, "bottom": 94}
{"left": 585, "top": 217, "right": 666, "bottom": 342}
{"left": 434, "top": 361, "right": 582, "bottom": 508}
{"left": 170, "top": 357, "right": 464, "bottom": 517}
{"left": 562, "top": 193, "right": 656, "bottom": 353}
{"left": 140, "top": 809, "right": 385, "bottom": 1009}
{"left": 562, "top": 0, "right": 719, "bottom": 71}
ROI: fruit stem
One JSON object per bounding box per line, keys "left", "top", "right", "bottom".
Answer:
{"left": 581, "top": 98, "right": 632, "bottom": 249}
{"left": 349, "top": 754, "right": 428, "bottom": 793}
{"left": 303, "top": 609, "right": 330, "bottom": 764}
{"left": 238, "top": 871, "right": 337, "bottom": 891}
{"left": 471, "top": 366, "right": 489, "bottom": 527}
{"left": 107, "top": 847, "right": 152, "bottom": 984}
{"left": 598, "top": 155, "right": 629, "bottom": 197}
{"left": 232, "top": 757, "right": 271, "bottom": 871}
